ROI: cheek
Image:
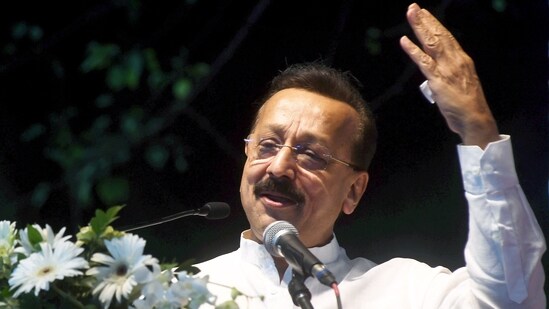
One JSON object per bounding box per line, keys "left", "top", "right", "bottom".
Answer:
{"left": 240, "top": 163, "right": 264, "bottom": 200}
{"left": 298, "top": 173, "right": 329, "bottom": 214}
{"left": 242, "top": 161, "right": 264, "bottom": 184}
{"left": 304, "top": 174, "right": 348, "bottom": 213}
{"left": 302, "top": 177, "right": 325, "bottom": 200}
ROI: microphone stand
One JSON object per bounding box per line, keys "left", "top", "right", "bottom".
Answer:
{"left": 120, "top": 203, "right": 225, "bottom": 232}
{"left": 289, "top": 271, "right": 314, "bottom": 309}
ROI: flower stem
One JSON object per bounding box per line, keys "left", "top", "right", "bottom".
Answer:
{"left": 52, "top": 283, "right": 86, "bottom": 309}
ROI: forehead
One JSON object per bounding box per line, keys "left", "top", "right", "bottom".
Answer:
{"left": 253, "top": 88, "right": 359, "bottom": 147}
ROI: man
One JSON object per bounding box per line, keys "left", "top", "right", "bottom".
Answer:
{"left": 196, "top": 3, "right": 546, "bottom": 308}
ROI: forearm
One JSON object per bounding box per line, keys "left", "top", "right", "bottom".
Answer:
{"left": 459, "top": 135, "right": 546, "bottom": 307}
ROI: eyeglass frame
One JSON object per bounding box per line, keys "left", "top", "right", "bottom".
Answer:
{"left": 243, "top": 135, "right": 364, "bottom": 171}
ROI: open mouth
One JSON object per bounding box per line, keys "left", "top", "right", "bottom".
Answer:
{"left": 259, "top": 191, "right": 299, "bottom": 207}
{"left": 253, "top": 177, "right": 305, "bottom": 208}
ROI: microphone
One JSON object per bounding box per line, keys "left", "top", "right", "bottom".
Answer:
{"left": 121, "top": 202, "right": 230, "bottom": 232}
{"left": 263, "top": 220, "right": 337, "bottom": 287}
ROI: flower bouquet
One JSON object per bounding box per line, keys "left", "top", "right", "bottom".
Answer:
{"left": 0, "top": 206, "right": 241, "bottom": 309}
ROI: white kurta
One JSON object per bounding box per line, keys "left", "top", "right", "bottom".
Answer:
{"left": 195, "top": 136, "right": 546, "bottom": 308}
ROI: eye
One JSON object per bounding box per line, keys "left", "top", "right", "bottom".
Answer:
{"left": 293, "top": 144, "right": 327, "bottom": 170}
{"left": 257, "top": 139, "right": 280, "bottom": 157}
{"left": 296, "top": 145, "right": 323, "bottom": 161}
{"left": 258, "top": 139, "right": 278, "bottom": 148}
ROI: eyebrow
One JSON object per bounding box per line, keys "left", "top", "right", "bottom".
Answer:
{"left": 254, "top": 124, "right": 330, "bottom": 146}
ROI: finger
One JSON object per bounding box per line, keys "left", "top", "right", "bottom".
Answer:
{"left": 399, "top": 35, "right": 437, "bottom": 80}
{"left": 406, "top": 4, "right": 462, "bottom": 60}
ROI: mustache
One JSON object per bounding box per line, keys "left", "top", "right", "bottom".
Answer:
{"left": 253, "top": 177, "right": 305, "bottom": 205}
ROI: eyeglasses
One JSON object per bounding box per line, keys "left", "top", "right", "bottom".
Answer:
{"left": 244, "top": 136, "right": 363, "bottom": 171}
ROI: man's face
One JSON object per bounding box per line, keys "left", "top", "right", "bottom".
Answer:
{"left": 240, "top": 88, "right": 369, "bottom": 247}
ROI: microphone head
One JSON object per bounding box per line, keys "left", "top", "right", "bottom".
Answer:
{"left": 201, "top": 202, "right": 231, "bottom": 220}
{"left": 263, "top": 220, "right": 298, "bottom": 257}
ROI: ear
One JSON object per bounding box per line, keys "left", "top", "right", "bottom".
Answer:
{"left": 342, "top": 172, "right": 369, "bottom": 215}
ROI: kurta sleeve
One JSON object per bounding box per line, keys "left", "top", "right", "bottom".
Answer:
{"left": 457, "top": 135, "right": 546, "bottom": 307}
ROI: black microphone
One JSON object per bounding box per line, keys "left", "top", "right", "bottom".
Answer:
{"left": 121, "top": 202, "right": 230, "bottom": 232}
{"left": 263, "top": 220, "right": 337, "bottom": 287}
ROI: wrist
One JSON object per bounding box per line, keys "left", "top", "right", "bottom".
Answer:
{"left": 460, "top": 115, "right": 500, "bottom": 149}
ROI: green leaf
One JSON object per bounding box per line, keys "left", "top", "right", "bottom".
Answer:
{"left": 89, "top": 206, "right": 124, "bottom": 235}
{"left": 12, "top": 22, "right": 27, "bottom": 39}
{"left": 105, "top": 205, "right": 124, "bottom": 223}
{"left": 492, "top": 0, "right": 507, "bottom": 12}
{"left": 81, "top": 42, "right": 120, "bottom": 72}
{"left": 29, "top": 25, "right": 43, "bottom": 41}
{"left": 189, "top": 62, "right": 210, "bottom": 78}
{"left": 103, "top": 49, "right": 145, "bottom": 91}
{"left": 26, "top": 225, "right": 43, "bottom": 246}
{"left": 106, "top": 64, "right": 126, "bottom": 91}
{"left": 53, "top": 127, "right": 73, "bottom": 146}
{"left": 120, "top": 107, "right": 144, "bottom": 140}
{"left": 125, "top": 50, "right": 144, "bottom": 89}
{"left": 366, "top": 27, "right": 381, "bottom": 39}
{"left": 18, "top": 292, "right": 43, "bottom": 308}
{"left": 145, "top": 144, "right": 169, "bottom": 170}
{"left": 126, "top": 0, "right": 141, "bottom": 24}
{"left": 95, "top": 94, "right": 114, "bottom": 108}
{"left": 96, "top": 177, "right": 129, "bottom": 205}
{"left": 143, "top": 48, "right": 160, "bottom": 72}
{"left": 177, "top": 258, "right": 199, "bottom": 274}
{"left": 20, "top": 123, "right": 46, "bottom": 142}
{"left": 76, "top": 179, "right": 93, "bottom": 206}
{"left": 365, "top": 27, "right": 382, "bottom": 56}
{"left": 172, "top": 78, "right": 192, "bottom": 101}
{"left": 126, "top": 69, "right": 140, "bottom": 89}
{"left": 90, "top": 211, "right": 107, "bottom": 233}
{"left": 90, "top": 115, "right": 112, "bottom": 134}
{"left": 147, "top": 71, "right": 167, "bottom": 90}
{"left": 30, "top": 182, "right": 51, "bottom": 208}
{"left": 230, "top": 287, "right": 242, "bottom": 300}
{"left": 366, "top": 40, "right": 381, "bottom": 56}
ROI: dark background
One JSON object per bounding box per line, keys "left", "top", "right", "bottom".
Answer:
{"left": 1, "top": 0, "right": 548, "bottom": 295}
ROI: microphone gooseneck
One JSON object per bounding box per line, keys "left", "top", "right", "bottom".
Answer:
{"left": 199, "top": 202, "right": 231, "bottom": 219}
{"left": 263, "top": 220, "right": 337, "bottom": 287}
{"left": 121, "top": 202, "right": 230, "bottom": 232}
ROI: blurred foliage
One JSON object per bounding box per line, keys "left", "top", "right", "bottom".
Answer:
{"left": 9, "top": 1, "right": 210, "bottom": 212}
{"left": 365, "top": 27, "right": 382, "bottom": 56}
{"left": 1, "top": 0, "right": 515, "bottom": 226}
{"left": 3, "top": 22, "right": 43, "bottom": 56}
{"left": 492, "top": 0, "right": 507, "bottom": 12}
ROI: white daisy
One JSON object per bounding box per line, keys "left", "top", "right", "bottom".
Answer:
{"left": 131, "top": 265, "right": 181, "bottom": 309}
{"left": 8, "top": 240, "right": 89, "bottom": 297}
{"left": 167, "top": 272, "right": 214, "bottom": 309}
{"left": 15, "top": 224, "right": 71, "bottom": 256}
{"left": 0, "top": 220, "right": 17, "bottom": 265}
{"left": 87, "top": 234, "right": 159, "bottom": 309}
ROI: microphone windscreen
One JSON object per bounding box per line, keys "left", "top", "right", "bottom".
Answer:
{"left": 203, "top": 202, "right": 231, "bottom": 219}
{"left": 263, "top": 220, "right": 298, "bottom": 257}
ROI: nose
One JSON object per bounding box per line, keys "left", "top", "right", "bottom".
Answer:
{"left": 266, "top": 146, "right": 297, "bottom": 179}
